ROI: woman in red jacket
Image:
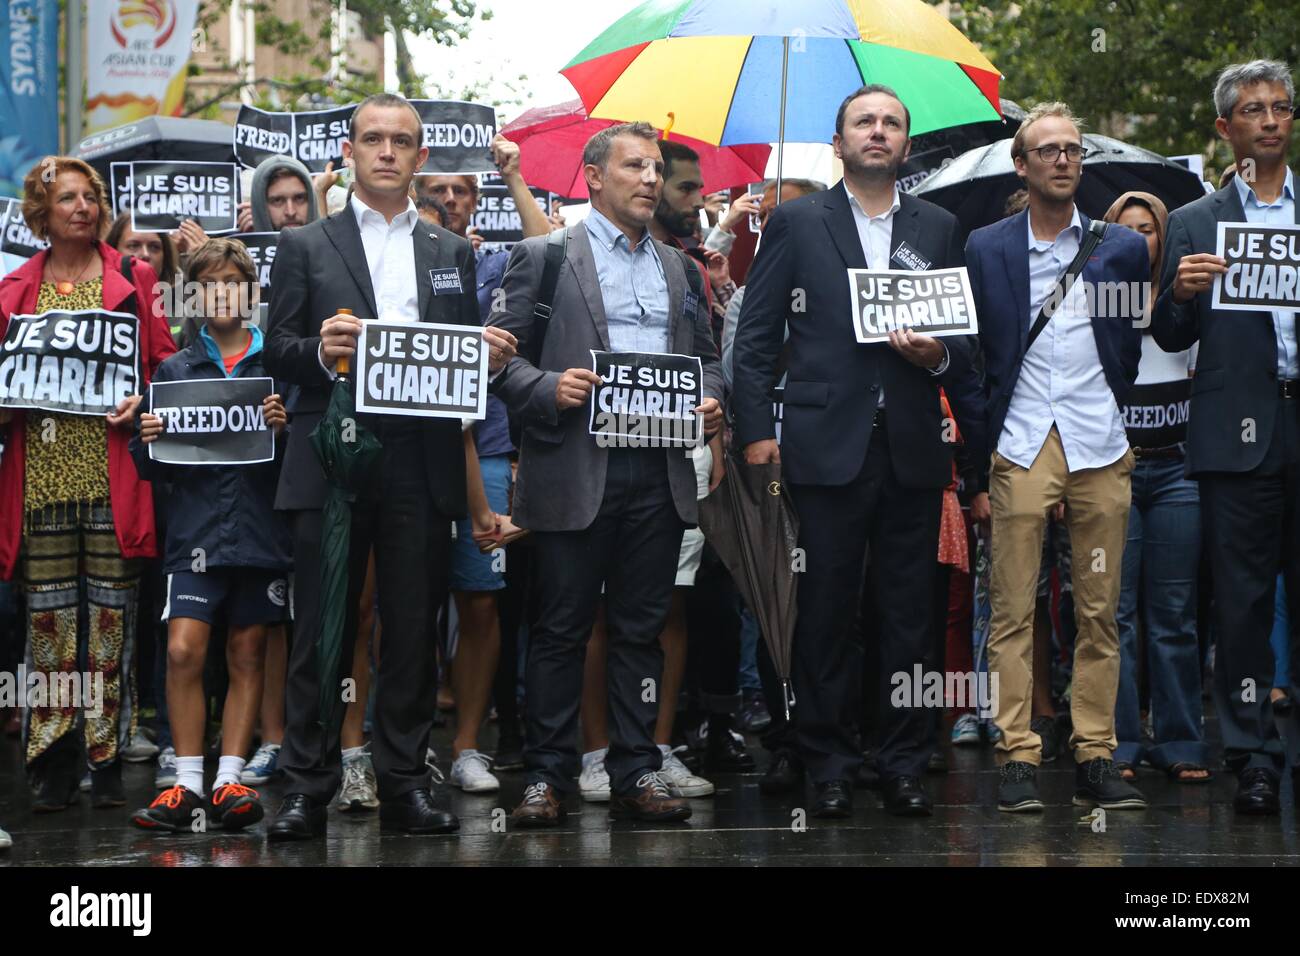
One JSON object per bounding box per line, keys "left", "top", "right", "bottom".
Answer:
{"left": 0, "top": 157, "right": 175, "bottom": 811}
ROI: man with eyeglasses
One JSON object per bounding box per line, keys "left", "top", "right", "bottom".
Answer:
{"left": 1153, "top": 59, "right": 1299, "bottom": 816}
{"left": 965, "top": 102, "right": 1151, "bottom": 814}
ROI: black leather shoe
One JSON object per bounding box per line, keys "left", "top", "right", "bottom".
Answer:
{"left": 881, "top": 774, "right": 932, "bottom": 816}
{"left": 90, "top": 761, "right": 125, "bottom": 809}
{"left": 704, "top": 721, "right": 756, "bottom": 772}
{"left": 811, "top": 780, "right": 853, "bottom": 818}
{"left": 380, "top": 788, "right": 460, "bottom": 834}
{"left": 759, "top": 749, "right": 803, "bottom": 794}
{"left": 1233, "top": 767, "right": 1280, "bottom": 816}
{"left": 267, "top": 793, "right": 327, "bottom": 841}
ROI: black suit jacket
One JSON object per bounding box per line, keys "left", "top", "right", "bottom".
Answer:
{"left": 732, "top": 183, "right": 986, "bottom": 489}
{"left": 1152, "top": 181, "right": 1298, "bottom": 476}
{"left": 263, "top": 208, "right": 478, "bottom": 515}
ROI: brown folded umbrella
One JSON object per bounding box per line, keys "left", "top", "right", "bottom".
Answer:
{"left": 699, "top": 448, "right": 800, "bottom": 719}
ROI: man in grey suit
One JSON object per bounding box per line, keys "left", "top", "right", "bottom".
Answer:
{"left": 488, "top": 121, "right": 724, "bottom": 827}
{"left": 1153, "top": 59, "right": 1299, "bottom": 815}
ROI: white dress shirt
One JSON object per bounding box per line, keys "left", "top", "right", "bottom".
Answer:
{"left": 1233, "top": 168, "right": 1299, "bottom": 379}
{"left": 997, "top": 206, "right": 1129, "bottom": 472}
{"left": 318, "top": 192, "right": 421, "bottom": 377}
{"left": 844, "top": 182, "right": 947, "bottom": 406}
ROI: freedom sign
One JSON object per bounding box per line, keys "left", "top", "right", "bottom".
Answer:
{"left": 148, "top": 377, "right": 276, "bottom": 466}
{"left": 1212, "top": 222, "right": 1300, "bottom": 312}
{"left": 848, "top": 267, "right": 978, "bottom": 344}
{"left": 234, "top": 104, "right": 354, "bottom": 173}
{"left": 588, "top": 350, "right": 704, "bottom": 448}
{"left": 412, "top": 100, "right": 499, "bottom": 175}
{"left": 355, "top": 320, "right": 488, "bottom": 420}
{"left": 1121, "top": 378, "right": 1192, "bottom": 449}
{"left": 0, "top": 310, "right": 139, "bottom": 416}
{"left": 129, "top": 161, "right": 239, "bottom": 234}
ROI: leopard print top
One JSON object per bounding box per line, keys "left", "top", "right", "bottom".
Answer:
{"left": 24, "top": 277, "right": 111, "bottom": 511}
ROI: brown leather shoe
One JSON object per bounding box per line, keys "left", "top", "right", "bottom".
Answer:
{"left": 610, "top": 771, "right": 692, "bottom": 822}
{"left": 511, "top": 782, "right": 566, "bottom": 828}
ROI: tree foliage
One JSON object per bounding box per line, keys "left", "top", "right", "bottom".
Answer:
{"left": 950, "top": 0, "right": 1300, "bottom": 172}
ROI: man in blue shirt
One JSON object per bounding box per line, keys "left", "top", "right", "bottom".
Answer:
{"left": 966, "top": 102, "right": 1150, "bottom": 814}
{"left": 1153, "top": 59, "right": 1300, "bottom": 815}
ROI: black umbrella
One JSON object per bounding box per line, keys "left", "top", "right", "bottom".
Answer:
{"left": 308, "top": 342, "right": 381, "bottom": 742}
{"left": 910, "top": 133, "right": 1207, "bottom": 236}
{"left": 73, "top": 116, "right": 237, "bottom": 181}
{"left": 898, "top": 98, "right": 1026, "bottom": 193}
{"left": 698, "top": 449, "right": 800, "bottom": 719}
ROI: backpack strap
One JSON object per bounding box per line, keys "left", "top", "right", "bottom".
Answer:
{"left": 528, "top": 226, "right": 568, "bottom": 364}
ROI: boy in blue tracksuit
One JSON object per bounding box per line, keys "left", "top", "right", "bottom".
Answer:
{"left": 128, "top": 239, "right": 290, "bottom": 832}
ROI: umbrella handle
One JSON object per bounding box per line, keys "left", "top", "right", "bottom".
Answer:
{"left": 336, "top": 307, "right": 352, "bottom": 375}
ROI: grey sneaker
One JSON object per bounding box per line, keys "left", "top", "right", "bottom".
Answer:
{"left": 1074, "top": 758, "right": 1148, "bottom": 810}
{"left": 658, "top": 744, "right": 715, "bottom": 797}
{"left": 578, "top": 748, "right": 610, "bottom": 802}
{"left": 998, "top": 760, "right": 1044, "bottom": 813}
{"left": 154, "top": 746, "right": 177, "bottom": 789}
{"left": 121, "top": 730, "right": 160, "bottom": 763}
{"left": 336, "top": 751, "right": 379, "bottom": 812}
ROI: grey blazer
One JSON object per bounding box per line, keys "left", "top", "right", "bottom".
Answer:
{"left": 487, "top": 220, "right": 722, "bottom": 532}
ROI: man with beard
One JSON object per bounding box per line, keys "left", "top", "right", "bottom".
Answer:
{"left": 732, "top": 85, "right": 986, "bottom": 818}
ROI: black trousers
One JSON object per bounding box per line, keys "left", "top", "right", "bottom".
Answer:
{"left": 524, "top": 448, "right": 685, "bottom": 795}
{"left": 786, "top": 422, "right": 942, "bottom": 784}
{"left": 280, "top": 425, "right": 451, "bottom": 804}
{"left": 1200, "top": 394, "right": 1300, "bottom": 774}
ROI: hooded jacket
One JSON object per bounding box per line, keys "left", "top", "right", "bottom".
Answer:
{"left": 250, "top": 154, "right": 320, "bottom": 233}
{"left": 129, "top": 324, "right": 292, "bottom": 574}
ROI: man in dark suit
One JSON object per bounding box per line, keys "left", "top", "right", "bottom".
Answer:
{"left": 487, "top": 122, "right": 724, "bottom": 828}
{"left": 262, "top": 93, "right": 517, "bottom": 839}
{"left": 1153, "top": 59, "right": 1299, "bottom": 815}
{"left": 967, "top": 102, "right": 1150, "bottom": 814}
{"left": 732, "top": 85, "right": 986, "bottom": 818}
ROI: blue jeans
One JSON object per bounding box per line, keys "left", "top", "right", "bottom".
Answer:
{"left": 738, "top": 606, "right": 761, "bottom": 691}
{"left": 1270, "top": 573, "right": 1290, "bottom": 689}
{"left": 1115, "top": 455, "right": 1207, "bottom": 769}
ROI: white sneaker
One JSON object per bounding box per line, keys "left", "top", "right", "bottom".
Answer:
{"left": 154, "top": 746, "right": 177, "bottom": 789}
{"left": 450, "top": 749, "right": 500, "bottom": 793}
{"left": 121, "top": 730, "right": 160, "bottom": 763}
{"left": 0, "top": 824, "right": 11, "bottom": 850}
{"left": 425, "top": 747, "right": 446, "bottom": 786}
{"left": 658, "top": 744, "right": 715, "bottom": 797}
{"left": 579, "top": 748, "right": 610, "bottom": 802}
{"left": 336, "top": 752, "right": 379, "bottom": 812}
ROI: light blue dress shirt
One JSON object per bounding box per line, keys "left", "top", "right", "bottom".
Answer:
{"left": 584, "top": 207, "right": 670, "bottom": 354}
{"left": 997, "top": 206, "right": 1129, "bottom": 472}
{"left": 1232, "top": 168, "right": 1300, "bottom": 379}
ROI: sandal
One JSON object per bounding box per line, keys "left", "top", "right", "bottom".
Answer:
{"left": 1165, "top": 763, "right": 1212, "bottom": 784}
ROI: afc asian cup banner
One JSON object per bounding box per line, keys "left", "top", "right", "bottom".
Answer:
{"left": 0, "top": 0, "right": 59, "bottom": 198}
{"left": 85, "top": 0, "right": 201, "bottom": 135}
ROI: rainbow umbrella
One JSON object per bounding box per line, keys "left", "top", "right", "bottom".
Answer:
{"left": 562, "top": 0, "right": 1002, "bottom": 151}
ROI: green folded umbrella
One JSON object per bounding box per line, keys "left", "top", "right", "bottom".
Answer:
{"left": 309, "top": 360, "right": 382, "bottom": 743}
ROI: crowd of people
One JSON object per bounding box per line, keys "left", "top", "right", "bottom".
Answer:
{"left": 0, "top": 55, "right": 1297, "bottom": 852}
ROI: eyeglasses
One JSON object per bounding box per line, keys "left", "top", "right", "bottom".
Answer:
{"left": 1024, "top": 144, "right": 1088, "bottom": 163}
{"left": 1235, "top": 101, "right": 1294, "bottom": 121}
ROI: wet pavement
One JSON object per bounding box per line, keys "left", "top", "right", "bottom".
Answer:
{"left": 1, "top": 716, "right": 1297, "bottom": 867}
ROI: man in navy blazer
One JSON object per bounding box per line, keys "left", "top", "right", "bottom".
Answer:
{"left": 733, "top": 85, "right": 986, "bottom": 818}
{"left": 1152, "top": 59, "right": 1299, "bottom": 815}
{"left": 966, "top": 102, "right": 1149, "bottom": 814}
